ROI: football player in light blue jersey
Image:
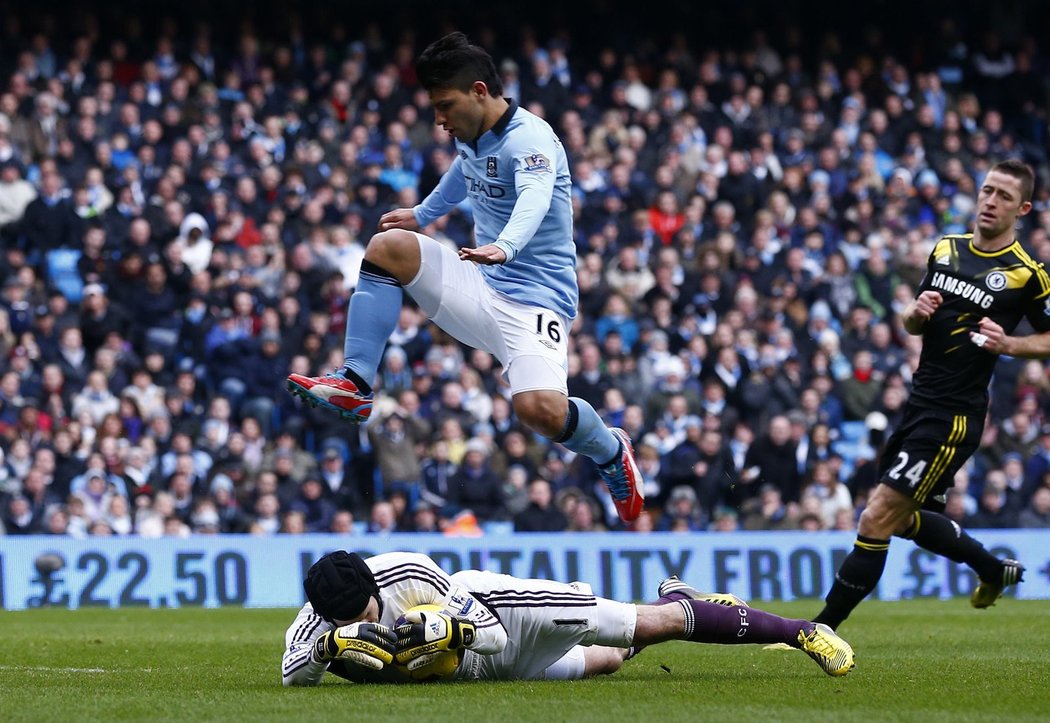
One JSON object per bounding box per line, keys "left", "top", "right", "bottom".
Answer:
{"left": 288, "top": 31, "right": 644, "bottom": 522}
{"left": 411, "top": 91, "right": 578, "bottom": 321}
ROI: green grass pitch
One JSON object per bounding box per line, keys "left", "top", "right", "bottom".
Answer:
{"left": 2, "top": 599, "right": 1048, "bottom": 723}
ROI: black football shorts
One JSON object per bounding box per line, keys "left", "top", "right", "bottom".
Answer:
{"left": 877, "top": 405, "right": 984, "bottom": 509}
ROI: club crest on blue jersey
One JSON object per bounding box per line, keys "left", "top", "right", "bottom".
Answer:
{"left": 486, "top": 156, "right": 498, "bottom": 177}
{"left": 522, "top": 153, "right": 551, "bottom": 172}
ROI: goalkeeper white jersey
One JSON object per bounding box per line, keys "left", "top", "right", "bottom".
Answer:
{"left": 281, "top": 552, "right": 507, "bottom": 686}
{"left": 282, "top": 552, "right": 634, "bottom": 685}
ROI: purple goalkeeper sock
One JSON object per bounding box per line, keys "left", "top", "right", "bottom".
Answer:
{"left": 679, "top": 599, "right": 811, "bottom": 646}
{"left": 653, "top": 593, "right": 686, "bottom": 605}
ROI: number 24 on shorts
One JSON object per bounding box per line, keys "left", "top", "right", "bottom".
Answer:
{"left": 887, "top": 452, "right": 928, "bottom": 487}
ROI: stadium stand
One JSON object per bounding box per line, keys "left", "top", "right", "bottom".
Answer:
{"left": 1, "top": 1, "right": 1050, "bottom": 539}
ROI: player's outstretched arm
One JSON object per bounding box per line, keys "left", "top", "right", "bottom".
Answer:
{"left": 281, "top": 605, "right": 396, "bottom": 687}
{"left": 283, "top": 640, "right": 329, "bottom": 687}
{"left": 282, "top": 606, "right": 333, "bottom": 686}
{"left": 412, "top": 154, "right": 467, "bottom": 229}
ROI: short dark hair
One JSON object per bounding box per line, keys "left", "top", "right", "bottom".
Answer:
{"left": 991, "top": 159, "right": 1035, "bottom": 203}
{"left": 416, "top": 31, "right": 503, "bottom": 96}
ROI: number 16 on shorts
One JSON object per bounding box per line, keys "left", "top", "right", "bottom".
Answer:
{"left": 535, "top": 313, "right": 562, "bottom": 349}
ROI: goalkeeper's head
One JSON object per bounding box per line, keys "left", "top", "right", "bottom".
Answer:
{"left": 303, "top": 551, "right": 382, "bottom": 623}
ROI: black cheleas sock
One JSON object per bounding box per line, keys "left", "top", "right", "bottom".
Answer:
{"left": 901, "top": 511, "right": 1002, "bottom": 582}
{"left": 813, "top": 535, "right": 890, "bottom": 630}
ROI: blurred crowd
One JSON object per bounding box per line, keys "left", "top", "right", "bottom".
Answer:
{"left": 2, "top": 3, "right": 1050, "bottom": 539}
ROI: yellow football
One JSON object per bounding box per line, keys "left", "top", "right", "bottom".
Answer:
{"left": 395, "top": 603, "right": 463, "bottom": 681}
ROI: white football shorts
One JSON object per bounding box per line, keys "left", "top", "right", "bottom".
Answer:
{"left": 405, "top": 232, "right": 570, "bottom": 396}
{"left": 450, "top": 572, "right": 637, "bottom": 681}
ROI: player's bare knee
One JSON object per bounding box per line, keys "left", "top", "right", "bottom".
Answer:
{"left": 364, "top": 229, "right": 408, "bottom": 263}
{"left": 858, "top": 485, "right": 914, "bottom": 537}
{"left": 364, "top": 230, "right": 419, "bottom": 282}
{"left": 513, "top": 392, "right": 567, "bottom": 439}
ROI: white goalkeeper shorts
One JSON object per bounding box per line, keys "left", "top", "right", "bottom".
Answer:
{"left": 451, "top": 575, "right": 637, "bottom": 681}
{"left": 404, "top": 232, "right": 570, "bottom": 396}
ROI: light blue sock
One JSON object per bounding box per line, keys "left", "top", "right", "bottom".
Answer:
{"left": 343, "top": 266, "right": 402, "bottom": 387}
{"left": 556, "top": 397, "right": 621, "bottom": 464}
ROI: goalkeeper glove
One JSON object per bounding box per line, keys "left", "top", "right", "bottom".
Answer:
{"left": 312, "top": 622, "right": 397, "bottom": 670}
{"left": 394, "top": 610, "right": 476, "bottom": 667}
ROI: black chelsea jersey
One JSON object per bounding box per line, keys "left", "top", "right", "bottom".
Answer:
{"left": 910, "top": 234, "right": 1050, "bottom": 413}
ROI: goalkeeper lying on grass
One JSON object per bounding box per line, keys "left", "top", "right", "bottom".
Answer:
{"left": 281, "top": 550, "right": 855, "bottom": 684}
{"left": 283, "top": 549, "right": 856, "bottom": 679}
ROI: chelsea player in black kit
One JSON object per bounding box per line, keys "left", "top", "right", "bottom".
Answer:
{"left": 815, "top": 160, "right": 1050, "bottom": 630}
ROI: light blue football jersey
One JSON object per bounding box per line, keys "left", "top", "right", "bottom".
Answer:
{"left": 413, "top": 102, "right": 579, "bottom": 320}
